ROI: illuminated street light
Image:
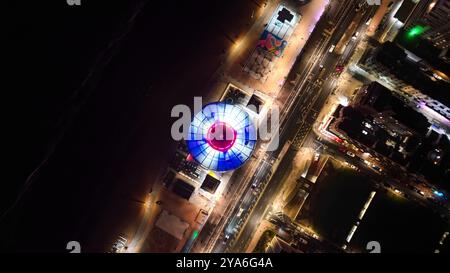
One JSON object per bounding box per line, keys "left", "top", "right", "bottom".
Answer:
{"left": 192, "top": 230, "right": 199, "bottom": 239}
{"left": 428, "top": 1, "right": 436, "bottom": 12}
{"left": 434, "top": 190, "right": 444, "bottom": 198}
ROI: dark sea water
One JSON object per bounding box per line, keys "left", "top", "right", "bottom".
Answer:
{"left": 4, "top": 0, "right": 257, "bottom": 251}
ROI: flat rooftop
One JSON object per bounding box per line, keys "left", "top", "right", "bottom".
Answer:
{"left": 155, "top": 210, "right": 190, "bottom": 241}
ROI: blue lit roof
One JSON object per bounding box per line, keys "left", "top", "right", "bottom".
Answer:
{"left": 186, "top": 102, "right": 256, "bottom": 172}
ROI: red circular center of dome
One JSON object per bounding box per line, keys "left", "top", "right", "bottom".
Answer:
{"left": 206, "top": 122, "right": 237, "bottom": 151}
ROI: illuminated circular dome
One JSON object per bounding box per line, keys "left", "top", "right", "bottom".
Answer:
{"left": 186, "top": 102, "right": 256, "bottom": 172}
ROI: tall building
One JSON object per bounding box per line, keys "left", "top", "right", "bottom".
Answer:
{"left": 358, "top": 41, "right": 450, "bottom": 134}
{"left": 402, "top": 0, "right": 434, "bottom": 29}
{"left": 421, "top": 0, "right": 450, "bottom": 49}
{"left": 329, "top": 82, "right": 450, "bottom": 188}
{"left": 403, "top": 0, "right": 450, "bottom": 49}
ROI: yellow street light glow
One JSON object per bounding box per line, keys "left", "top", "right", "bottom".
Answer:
{"left": 428, "top": 1, "right": 436, "bottom": 12}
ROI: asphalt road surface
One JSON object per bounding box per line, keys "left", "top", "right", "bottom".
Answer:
{"left": 225, "top": 0, "right": 379, "bottom": 252}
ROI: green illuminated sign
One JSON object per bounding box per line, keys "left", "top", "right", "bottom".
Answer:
{"left": 406, "top": 25, "right": 428, "bottom": 39}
